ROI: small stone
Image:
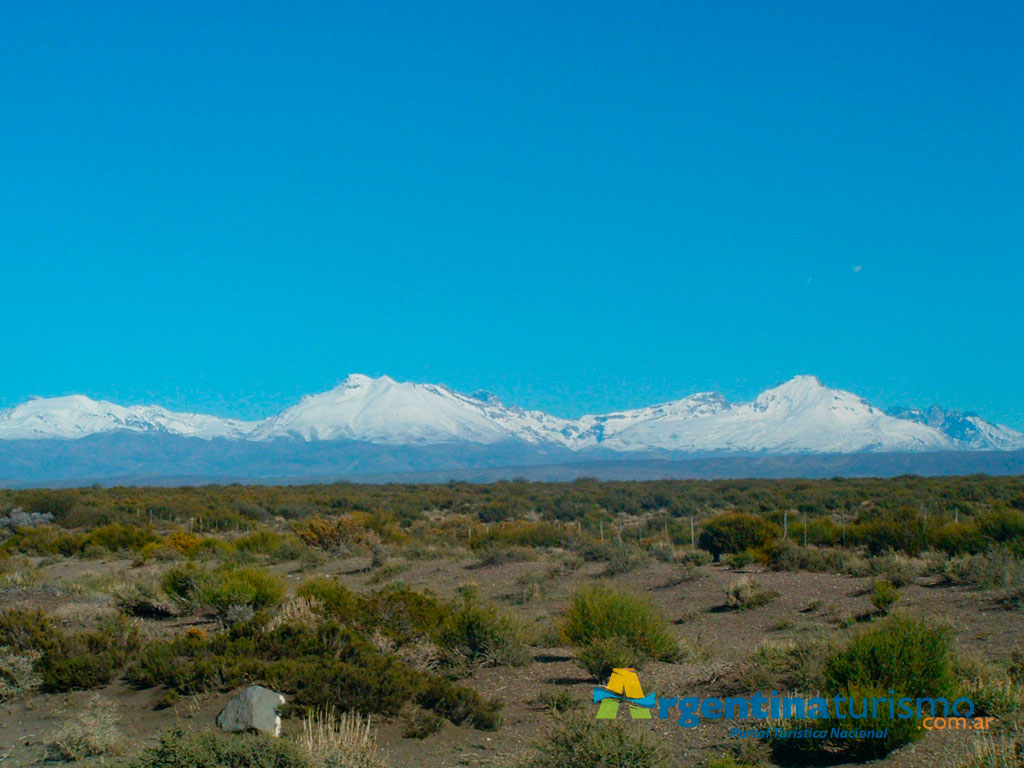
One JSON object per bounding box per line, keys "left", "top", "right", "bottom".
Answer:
{"left": 216, "top": 685, "right": 286, "bottom": 736}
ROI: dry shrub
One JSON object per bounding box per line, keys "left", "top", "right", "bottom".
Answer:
{"left": 109, "top": 577, "right": 175, "bottom": 619}
{"left": 725, "top": 577, "right": 779, "bottom": 610}
{"left": 293, "top": 516, "right": 347, "bottom": 550}
{"left": 51, "top": 692, "right": 125, "bottom": 760}
{"left": 369, "top": 631, "right": 441, "bottom": 672}
{"left": 402, "top": 708, "right": 444, "bottom": 739}
{"left": 867, "top": 551, "right": 921, "bottom": 587}
{"left": 266, "top": 597, "right": 323, "bottom": 632}
{"left": 941, "top": 550, "right": 1024, "bottom": 590}
{"left": 962, "top": 727, "right": 1023, "bottom": 768}
{"left": 743, "top": 636, "right": 828, "bottom": 692}
{"left": 0, "top": 645, "right": 41, "bottom": 701}
{"left": 957, "top": 657, "right": 1024, "bottom": 718}
{"left": 298, "top": 706, "right": 387, "bottom": 768}
{"left": 510, "top": 572, "right": 546, "bottom": 604}
{"left": 293, "top": 515, "right": 379, "bottom": 551}
{"left": 521, "top": 715, "right": 669, "bottom": 768}
{"left": 472, "top": 544, "right": 537, "bottom": 568}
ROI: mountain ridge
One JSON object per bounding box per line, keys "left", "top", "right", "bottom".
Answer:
{"left": 1, "top": 374, "right": 1021, "bottom": 455}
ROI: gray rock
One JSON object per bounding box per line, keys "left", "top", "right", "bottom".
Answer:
{"left": 216, "top": 685, "right": 286, "bottom": 736}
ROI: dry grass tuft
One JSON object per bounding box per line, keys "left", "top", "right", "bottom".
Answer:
{"left": 369, "top": 631, "right": 441, "bottom": 672}
{"left": 0, "top": 645, "right": 41, "bottom": 701}
{"left": 266, "top": 596, "right": 323, "bottom": 631}
{"left": 725, "top": 577, "right": 779, "bottom": 610}
{"left": 50, "top": 692, "right": 125, "bottom": 760}
{"left": 961, "top": 726, "right": 1023, "bottom": 768}
{"left": 299, "top": 706, "right": 388, "bottom": 768}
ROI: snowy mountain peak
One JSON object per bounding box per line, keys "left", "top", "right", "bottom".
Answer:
{"left": 252, "top": 376, "right": 520, "bottom": 444}
{"left": 774, "top": 373, "right": 824, "bottom": 390}
{"left": 0, "top": 395, "right": 256, "bottom": 440}
{"left": 0, "top": 375, "right": 1020, "bottom": 454}
{"left": 886, "top": 405, "right": 1024, "bottom": 451}
{"left": 339, "top": 373, "right": 392, "bottom": 388}
{"left": 753, "top": 375, "right": 848, "bottom": 411}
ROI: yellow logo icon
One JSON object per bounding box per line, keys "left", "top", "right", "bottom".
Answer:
{"left": 593, "top": 667, "right": 655, "bottom": 719}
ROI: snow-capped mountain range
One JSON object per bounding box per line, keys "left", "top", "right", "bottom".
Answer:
{"left": 1, "top": 374, "right": 1021, "bottom": 455}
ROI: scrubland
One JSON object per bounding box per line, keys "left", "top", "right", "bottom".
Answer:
{"left": 0, "top": 477, "right": 1022, "bottom": 767}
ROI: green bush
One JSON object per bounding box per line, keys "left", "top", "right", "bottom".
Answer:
{"left": 83, "top": 523, "right": 160, "bottom": 553}
{"left": 575, "top": 636, "right": 640, "bottom": 679}
{"left": 438, "top": 596, "right": 528, "bottom": 668}
{"left": 128, "top": 617, "right": 499, "bottom": 728}
{"left": 520, "top": 715, "right": 669, "bottom": 768}
{"left": 825, "top": 615, "right": 956, "bottom": 698}
{"left": 131, "top": 621, "right": 417, "bottom": 715}
{"left": 233, "top": 528, "right": 310, "bottom": 560}
{"left": 296, "top": 577, "right": 356, "bottom": 614}
{"left": 536, "top": 690, "right": 581, "bottom": 713}
{"left": 0, "top": 608, "right": 54, "bottom": 653}
{"left": 0, "top": 609, "right": 140, "bottom": 692}
{"left": 562, "top": 584, "right": 678, "bottom": 666}
{"left": 1, "top": 523, "right": 159, "bottom": 557}
{"left": 932, "top": 521, "right": 986, "bottom": 555}
{"left": 417, "top": 676, "right": 502, "bottom": 730}
{"left": 723, "top": 550, "right": 756, "bottom": 570}
{"left": 849, "top": 507, "right": 930, "bottom": 556}
{"left": 402, "top": 708, "right": 445, "bottom": 739}
{"left": 129, "top": 728, "right": 306, "bottom": 768}
{"left": 764, "top": 540, "right": 860, "bottom": 574}
{"left": 957, "top": 658, "right": 1024, "bottom": 718}
{"left": 358, "top": 584, "right": 448, "bottom": 645}
{"left": 975, "top": 506, "right": 1024, "bottom": 548}
{"left": 474, "top": 520, "right": 566, "bottom": 549}
{"left": 824, "top": 682, "right": 922, "bottom": 759}
{"left": 603, "top": 545, "right": 648, "bottom": 575}
{"left": 770, "top": 615, "right": 957, "bottom": 761}
{"left": 198, "top": 566, "right": 286, "bottom": 614}
{"left": 677, "top": 549, "right": 713, "bottom": 567}
{"left": 1, "top": 525, "right": 83, "bottom": 556}
{"left": 161, "top": 564, "right": 284, "bottom": 616}
{"left": 870, "top": 577, "right": 901, "bottom": 614}
{"left": 161, "top": 563, "right": 207, "bottom": 606}
{"left": 698, "top": 514, "right": 779, "bottom": 561}
{"left": 111, "top": 578, "right": 175, "bottom": 619}
{"left": 269, "top": 655, "right": 420, "bottom": 717}
{"left": 706, "top": 742, "right": 772, "bottom": 768}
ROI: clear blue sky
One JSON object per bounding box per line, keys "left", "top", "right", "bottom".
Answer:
{"left": 1, "top": 1, "right": 1021, "bottom": 427}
